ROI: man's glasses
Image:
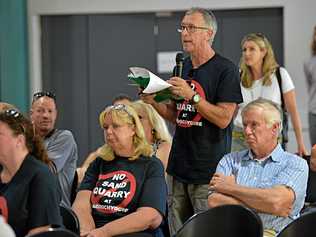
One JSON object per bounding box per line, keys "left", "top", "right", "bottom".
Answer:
{"left": 177, "top": 25, "right": 210, "bottom": 34}
{"left": 33, "top": 91, "right": 56, "bottom": 102}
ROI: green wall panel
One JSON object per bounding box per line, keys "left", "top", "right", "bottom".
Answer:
{"left": 0, "top": 0, "right": 29, "bottom": 112}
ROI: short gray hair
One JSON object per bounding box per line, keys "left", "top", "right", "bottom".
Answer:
{"left": 241, "top": 98, "right": 282, "bottom": 133}
{"left": 185, "top": 7, "right": 218, "bottom": 45}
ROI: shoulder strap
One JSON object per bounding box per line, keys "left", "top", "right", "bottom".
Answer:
{"left": 275, "top": 67, "right": 286, "bottom": 111}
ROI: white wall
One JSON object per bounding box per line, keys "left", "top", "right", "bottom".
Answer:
{"left": 27, "top": 0, "right": 316, "bottom": 152}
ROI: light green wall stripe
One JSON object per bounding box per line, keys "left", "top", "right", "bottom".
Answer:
{"left": 0, "top": 0, "right": 29, "bottom": 113}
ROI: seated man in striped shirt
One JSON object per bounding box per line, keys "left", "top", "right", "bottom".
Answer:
{"left": 208, "top": 98, "right": 308, "bottom": 237}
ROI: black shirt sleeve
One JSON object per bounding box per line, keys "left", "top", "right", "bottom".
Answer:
{"left": 138, "top": 158, "right": 167, "bottom": 217}
{"left": 79, "top": 158, "right": 100, "bottom": 191}
{"left": 27, "top": 166, "right": 62, "bottom": 229}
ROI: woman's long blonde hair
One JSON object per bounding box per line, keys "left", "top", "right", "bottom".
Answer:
{"left": 240, "top": 33, "right": 279, "bottom": 88}
{"left": 98, "top": 104, "right": 152, "bottom": 161}
{"left": 130, "top": 100, "right": 172, "bottom": 144}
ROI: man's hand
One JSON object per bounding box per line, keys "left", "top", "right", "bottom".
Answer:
{"left": 167, "top": 77, "right": 195, "bottom": 100}
{"left": 209, "top": 173, "right": 236, "bottom": 194}
{"left": 139, "top": 92, "right": 157, "bottom": 105}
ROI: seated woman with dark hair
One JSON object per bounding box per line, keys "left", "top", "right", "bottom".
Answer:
{"left": 73, "top": 104, "right": 167, "bottom": 237}
{"left": 0, "top": 109, "right": 62, "bottom": 237}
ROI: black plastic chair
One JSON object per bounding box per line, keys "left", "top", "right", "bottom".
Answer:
{"left": 302, "top": 155, "right": 316, "bottom": 203}
{"left": 277, "top": 210, "right": 316, "bottom": 237}
{"left": 175, "top": 204, "right": 263, "bottom": 237}
{"left": 27, "top": 228, "right": 79, "bottom": 237}
{"left": 60, "top": 205, "right": 80, "bottom": 235}
{"left": 70, "top": 170, "right": 79, "bottom": 205}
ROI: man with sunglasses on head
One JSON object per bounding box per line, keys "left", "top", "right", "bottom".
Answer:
{"left": 30, "top": 91, "right": 78, "bottom": 208}
{"left": 141, "top": 8, "right": 242, "bottom": 235}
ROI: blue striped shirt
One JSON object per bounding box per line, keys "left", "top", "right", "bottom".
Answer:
{"left": 215, "top": 144, "right": 308, "bottom": 233}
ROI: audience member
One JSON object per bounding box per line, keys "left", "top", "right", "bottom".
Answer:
{"left": 304, "top": 26, "right": 316, "bottom": 146}
{"left": 73, "top": 104, "right": 167, "bottom": 237}
{"left": 233, "top": 33, "right": 306, "bottom": 155}
{"left": 141, "top": 8, "right": 242, "bottom": 234}
{"left": 30, "top": 91, "right": 78, "bottom": 207}
{"left": 0, "top": 102, "right": 17, "bottom": 112}
{"left": 130, "top": 100, "right": 172, "bottom": 171}
{"left": 112, "top": 93, "right": 133, "bottom": 105}
{"left": 77, "top": 94, "right": 133, "bottom": 184}
{"left": 208, "top": 99, "right": 308, "bottom": 237}
{"left": 0, "top": 109, "right": 62, "bottom": 237}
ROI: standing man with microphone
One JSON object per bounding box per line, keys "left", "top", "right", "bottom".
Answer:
{"left": 141, "top": 8, "right": 242, "bottom": 235}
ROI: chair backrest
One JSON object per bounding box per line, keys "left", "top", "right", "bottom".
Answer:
{"left": 27, "top": 228, "right": 79, "bottom": 237}
{"left": 302, "top": 155, "right": 316, "bottom": 203}
{"left": 277, "top": 211, "right": 316, "bottom": 237}
{"left": 60, "top": 205, "right": 80, "bottom": 235}
{"left": 70, "top": 170, "right": 79, "bottom": 205}
{"left": 175, "top": 204, "right": 263, "bottom": 237}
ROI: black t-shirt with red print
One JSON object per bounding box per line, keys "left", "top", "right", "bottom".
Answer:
{"left": 79, "top": 155, "right": 167, "bottom": 236}
{"left": 0, "top": 155, "right": 62, "bottom": 237}
{"left": 167, "top": 53, "right": 243, "bottom": 184}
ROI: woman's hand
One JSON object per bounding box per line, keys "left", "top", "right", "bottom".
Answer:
{"left": 297, "top": 142, "right": 308, "bottom": 157}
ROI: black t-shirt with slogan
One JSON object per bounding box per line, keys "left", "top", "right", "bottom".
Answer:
{"left": 0, "top": 155, "right": 62, "bottom": 237}
{"left": 167, "top": 53, "right": 243, "bottom": 184}
{"left": 79, "top": 155, "right": 167, "bottom": 236}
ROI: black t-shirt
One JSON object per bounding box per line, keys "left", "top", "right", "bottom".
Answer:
{"left": 79, "top": 155, "right": 167, "bottom": 236}
{"left": 0, "top": 155, "right": 62, "bottom": 237}
{"left": 167, "top": 54, "right": 243, "bottom": 184}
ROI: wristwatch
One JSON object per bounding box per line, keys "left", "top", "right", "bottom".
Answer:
{"left": 191, "top": 93, "right": 201, "bottom": 105}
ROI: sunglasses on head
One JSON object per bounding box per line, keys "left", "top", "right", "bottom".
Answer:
{"left": 33, "top": 91, "right": 56, "bottom": 102}
{"left": 4, "top": 109, "right": 21, "bottom": 118}
{"left": 1, "top": 109, "right": 25, "bottom": 133}
{"left": 107, "top": 104, "right": 134, "bottom": 120}
{"left": 254, "top": 32, "right": 267, "bottom": 40}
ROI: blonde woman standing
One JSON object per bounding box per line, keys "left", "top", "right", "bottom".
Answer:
{"left": 232, "top": 33, "right": 307, "bottom": 155}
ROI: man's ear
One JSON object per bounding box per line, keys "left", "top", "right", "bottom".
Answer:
{"left": 206, "top": 28, "right": 213, "bottom": 42}
{"left": 272, "top": 122, "right": 280, "bottom": 135}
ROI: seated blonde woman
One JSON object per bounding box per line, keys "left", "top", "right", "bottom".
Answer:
{"left": 130, "top": 100, "right": 172, "bottom": 171}
{"left": 73, "top": 104, "right": 167, "bottom": 237}
{"left": 77, "top": 101, "right": 172, "bottom": 184}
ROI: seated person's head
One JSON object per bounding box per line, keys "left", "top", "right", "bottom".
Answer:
{"left": 30, "top": 91, "right": 57, "bottom": 138}
{"left": 0, "top": 102, "right": 17, "bottom": 113}
{"left": 98, "top": 104, "right": 152, "bottom": 161}
{"left": 241, "top": 99, "right": 281, "bottom": 150}
{"left": 112, "top": 94, "right": 132, "bottom": 105}
{"left": 130, "top": 100, "right": 171, "bottom": 145}
{"left": 0, "top": 109, "right": 51, "bottom": 166}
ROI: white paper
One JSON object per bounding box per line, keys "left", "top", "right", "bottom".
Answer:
{"left": 129, "top": 67, "right": 172, "bottom": 94}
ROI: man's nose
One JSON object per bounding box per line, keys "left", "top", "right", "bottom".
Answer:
{"left": 42, "top": 111, "right": 50, "bottom": 117}
{"left": 244, "top": 126, "right": 252, "bottom": 135}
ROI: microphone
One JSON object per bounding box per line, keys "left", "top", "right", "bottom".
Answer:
{"left": 174, "top": 52, "right": 184, "bottom": 77}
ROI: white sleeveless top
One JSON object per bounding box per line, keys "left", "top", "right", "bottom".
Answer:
{"left": 234, "top": 67, "right": 295, "bottom": 128}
